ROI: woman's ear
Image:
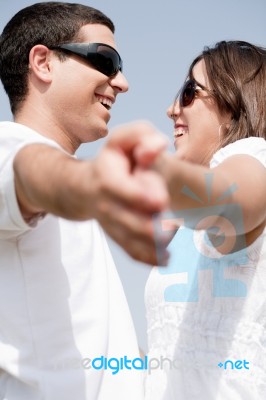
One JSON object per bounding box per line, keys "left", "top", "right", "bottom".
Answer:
{"left": 28, "top": 44, "right": 53, "bottom": 83}
{"left": 218, "top": 122, "right": 231, "bottom": 140}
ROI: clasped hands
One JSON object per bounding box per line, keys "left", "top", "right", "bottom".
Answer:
{"left": 92, "top": 121, "right": 173, "bottom": 266}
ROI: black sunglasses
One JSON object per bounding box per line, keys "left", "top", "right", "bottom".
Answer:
{"left": 52, "top": 42, "right": 123, "bottom": 77}
{"left": 175, "top": 79, "right": 210, "bottom": 107}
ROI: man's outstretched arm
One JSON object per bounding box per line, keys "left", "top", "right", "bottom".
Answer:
{"left": 14, "top": 122, "right": 170, "bottom": 264}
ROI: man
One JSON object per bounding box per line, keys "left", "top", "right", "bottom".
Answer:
{"left": 0, "top": 3, "right": 168, "bottom": 399}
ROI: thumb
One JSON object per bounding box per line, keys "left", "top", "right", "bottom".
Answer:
{"left": 109, "top": 120, "right": 168, "bottom": 165}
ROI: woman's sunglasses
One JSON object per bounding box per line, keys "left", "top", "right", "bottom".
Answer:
{"left": 175, "top": 79, "right": 210, "bottom": 107}
{"left": 52, "top": 42, "right": 123, "bottom": 77}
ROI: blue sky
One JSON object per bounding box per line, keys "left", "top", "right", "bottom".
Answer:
{"left": 1, "top": 0, "right": 265, "bottom": 351}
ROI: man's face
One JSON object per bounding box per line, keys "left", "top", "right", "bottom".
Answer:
{"left": 46, "top": 24, "right": 129, "bottom": 152}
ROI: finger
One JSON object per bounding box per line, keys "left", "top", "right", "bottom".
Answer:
{"left": 94, "top": 150, "right": 169, "bottom": 213}
{"left": 97, "top": 203, "right": 169, "bottom": 265}
{"left": 109, "top": 121, "right": 168, "bottom": 160}
{"left": 104, "top": 223, "right": 169, "bottom": 266}
{"left": 133, "top": 168, "right": 170, "bottom": 211}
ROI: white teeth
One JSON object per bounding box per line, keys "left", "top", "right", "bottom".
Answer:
{"left": 96, "top": 95, "right": 113, "bottom": 110}
{"left": 174, "top": 128, "right": 188, "bottom": 138}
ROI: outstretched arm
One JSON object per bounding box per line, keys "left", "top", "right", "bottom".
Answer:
{"left": 13, "top": 122, "right": 170, "bottom": 264}
{"left": 152, "top": 151, "right": 266, "bottom": 239}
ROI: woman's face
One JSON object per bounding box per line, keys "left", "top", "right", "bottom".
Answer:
{"left": 167, "top": 59, "right": 231, "bottom": 165}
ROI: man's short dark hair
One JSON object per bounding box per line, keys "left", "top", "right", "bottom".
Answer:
{"left": 0, "top": 2, "right": 115, "bottom": 114}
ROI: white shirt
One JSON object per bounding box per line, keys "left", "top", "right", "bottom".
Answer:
{"left": 145, "top": 137, "right": 266, "bottom": 400}
{"left": 0, "top": 122, "right": 144, "bottom": 400}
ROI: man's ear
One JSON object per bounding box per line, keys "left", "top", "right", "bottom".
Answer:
{"left": 28, "top": 44, "right": 53, "bottom": 83}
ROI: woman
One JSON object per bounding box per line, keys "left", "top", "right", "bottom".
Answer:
{"left": 144, "top": 41, "right": 266, "bottom": 399}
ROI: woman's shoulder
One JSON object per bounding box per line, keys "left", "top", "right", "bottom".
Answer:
{"left": 210, "top": 137, "right": 266, "bottom": 168}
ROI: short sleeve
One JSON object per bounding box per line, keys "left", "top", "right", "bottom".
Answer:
{"left": 210, "top": 137, "right": 266, "bottom": 168}
{"left": 0, "top": 122, "right": 62, "bottom": 239}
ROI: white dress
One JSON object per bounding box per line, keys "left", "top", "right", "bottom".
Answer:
{"left": 145, "top": 138, "right": 266, "bottom": 400}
